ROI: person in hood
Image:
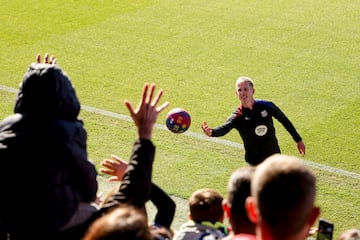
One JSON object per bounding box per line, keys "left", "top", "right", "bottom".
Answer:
{"left": 0, "top": 53, "right": 98, "bottom": 240}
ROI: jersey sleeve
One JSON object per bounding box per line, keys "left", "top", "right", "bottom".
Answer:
{"left": 269, "top": 102, "right": 302, "bottom": 143}
{"left": 211, "top": 109, "right": 239, "bottom": 137}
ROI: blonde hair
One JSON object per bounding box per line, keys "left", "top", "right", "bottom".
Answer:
{"left": 235, "top": 76, "right": 254, "bottom": 88}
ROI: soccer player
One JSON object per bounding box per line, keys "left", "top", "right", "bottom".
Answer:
{"left": 202, "top": 76, "right": 305, "bottom": 166}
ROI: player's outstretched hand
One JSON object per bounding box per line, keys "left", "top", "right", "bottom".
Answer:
{"left": 100, "top": 155, "right": 129, "bottom": 182}
{"left": 36, "top": 53, "right": 57, "bottom": 64}
{"left": 124, "top": 82, "right": 169, "bottom": 140}
{"left": 202, "top": 121, "right": 212, "bottom": 137}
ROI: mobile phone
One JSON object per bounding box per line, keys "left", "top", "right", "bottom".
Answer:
{"left": 316, "top": 219, "right": 334, "bottom": 240}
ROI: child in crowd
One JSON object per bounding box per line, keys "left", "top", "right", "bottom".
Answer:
{"left": 174, "top": 188, "right": 229, "bottom": 240}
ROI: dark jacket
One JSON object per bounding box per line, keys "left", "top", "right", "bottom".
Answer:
{"left": 0, "top": 63, "right": 98, "bottom": 239}
{"left": 61, "top": 138, "right": 176, "bottom": 240}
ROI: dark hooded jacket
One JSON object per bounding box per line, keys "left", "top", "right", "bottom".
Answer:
{"left": 0, "top": 63, "right": 98, "bottom": 239}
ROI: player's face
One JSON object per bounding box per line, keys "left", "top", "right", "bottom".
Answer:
{"left": 236, "top": 81, "right": 254, "bottom": 106}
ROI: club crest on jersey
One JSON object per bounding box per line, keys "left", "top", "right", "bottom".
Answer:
{"left": 261, "top": 110, "right": 268, "bottom": 118}
{"left": 255, "top": 125, "right": 267, "bottom": 136}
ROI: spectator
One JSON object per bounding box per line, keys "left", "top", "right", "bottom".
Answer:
{"left": 173, "top": 188, "right": 228, "bottom": 240}
{"left": 222, "top": 167, "right": 256, "bottom": 240}
{"left": 82, "top": 82, "right": 171, "bottom": 240}
{"left": 99, "top": 154, "right": 176, "bottom": 232}
{"left": 202, "top": 76, "right": 305, "bottom": 166}
{"left": 338, "top": 228, "right": 360, "bottom": 240}
{"left": 0, "top": 54, "right": 98, "bottom": 239}
{"left": 245, "top": 153, "right": 320, "bottom": 240}
{"left": 83, "top": 205, "right": 152, "bottom": 240}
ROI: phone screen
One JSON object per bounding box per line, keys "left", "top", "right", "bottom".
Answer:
{"left": 316, "top": 219, "right": 334, "bottom": 240}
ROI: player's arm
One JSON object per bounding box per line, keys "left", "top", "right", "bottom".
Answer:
{"left": 202, "top": 108, "right": 239, "bottom": 137}
{"left": 270, "top": 102, "right": 305, "bottom": 156}
{"left": 208, "top": 112, "right": 238, "bottom": 137}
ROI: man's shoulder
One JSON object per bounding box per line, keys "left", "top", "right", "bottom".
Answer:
{"left": 254, "top": 99, "right": 273, "bottom": 105}
{"left": 254, "top": 99, "right": 279, "bottom": 111}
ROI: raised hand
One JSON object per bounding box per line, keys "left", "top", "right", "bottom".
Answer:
{"left": 36, "top": 52, "right": 56, "bottom": 64}
{"left": 124, "top": 83, "right": 169, "bottom": 140}
{"left": 100, "top": 155, "right": 128, "bottom": 182}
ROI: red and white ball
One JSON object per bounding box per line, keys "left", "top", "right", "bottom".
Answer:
{"left": 166, "top": 108, "right": 191, "bottom": 134}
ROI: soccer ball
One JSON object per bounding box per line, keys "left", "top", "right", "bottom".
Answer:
{"left": 166, "top": 108, "right": 191, "bottom": 133}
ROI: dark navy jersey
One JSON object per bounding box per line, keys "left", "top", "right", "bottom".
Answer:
{"left": 211, "top": 99, "right": 302, "bottom": 165}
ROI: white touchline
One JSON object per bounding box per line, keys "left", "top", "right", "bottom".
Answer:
{"left": 1, "top": 84, "right": 359, "bottom": 180}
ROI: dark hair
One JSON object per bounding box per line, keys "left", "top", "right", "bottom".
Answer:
{"left": 189, "top": 188, "right": 224, "bottom": 222}
{"left": 227, "top": 167, "right": 254, "bottom": 219}
{"left": 83, "top": 205, "right": 153, "bottom": 240}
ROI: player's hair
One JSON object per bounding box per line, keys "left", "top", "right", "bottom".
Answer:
{"left": 236, "top": 76, "right": 254, "bottom": 88}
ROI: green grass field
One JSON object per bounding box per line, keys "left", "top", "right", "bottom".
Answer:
{"left": 1, "top": 0, "right": 359, "bottom": 237}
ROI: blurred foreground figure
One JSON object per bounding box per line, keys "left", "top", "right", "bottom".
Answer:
{"left": 0, "top": 54, "right": 98, "bottom": 239}
{"left": 245, "top": 154, "right": 320, "bottom": 240}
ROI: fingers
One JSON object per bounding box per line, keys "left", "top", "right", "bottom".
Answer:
{"left": 297, "top": 141, "right": 306, "bottom": 156}
{"left": 125, "top": 82, "right": 169, "bottom": 121}
{"left": 44, "top": 53, "right": 49, "bottom": 63}
{"left": 152, "top": 87, "right": 162, "bottom": 107}
{"left": 108, "top": 176, "right": 120, "bottom": 182}
{"left": 100, "top": 161, "right": 115, "bottom": 170}
{"left": 36, "top": 52, "right": 56, "bottom": 64}
{"left": 36, "top": 53, "right": 41, "bottom": 63}
{"left": 202, "top": 121, "right": 212, "bottom": 136}
{"left": 100, "top": 167, "right": 114, "bottom": 175}
{"left": 111, "top": 155, "right": 128, "bottom": 165}
{"left": 124, "top": 82, "right": 170, "bottom": 140}
{"left": 140, "top": 82, "right": 150, "bottom": 105}
{"left": 300, "top": 150, "right": 305, "bottom": 157}
{"left": 202, "top": 121, "right": 208, "bottom": 130}
{"left": 152, "top": 89, "right": 170, "bottom": 113}
{"left": 147, "top": 83, "right": 155, "bottom": 105}
{"left": 157, "top": 101, "right": 170, "bottom": 113}
{"left": 124, "top": 102, "right": 134, "bottom": 119}
{"left": 50, "top": 55, "right": 56, "bottom": 64}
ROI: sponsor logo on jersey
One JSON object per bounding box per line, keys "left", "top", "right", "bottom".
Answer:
{"left": 261, "top": 110, "right": 268, "bottom": 118}
{"left": 255, "top": 125, "right": 267, "bottom": 136}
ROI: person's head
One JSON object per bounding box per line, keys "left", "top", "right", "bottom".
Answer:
{"left": 338, "top": 229, "right": 360, "bottom": 240}
{"left": 235, "top": 76, "right": 255, "bottom": 107}
{"left": 246, "top": 154, "right": 320, "bottom": 240}
{"left": 14, "top": 63, "right": 80, "bottom": 120}
{"left": 188, "top": 188, "right": 224, "bottom": 223}
{"left": 83, "top": 204, "right": 153, "bottom": 240}
{"left": 223, "top": 166, "right": 256, "bottom": 235}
